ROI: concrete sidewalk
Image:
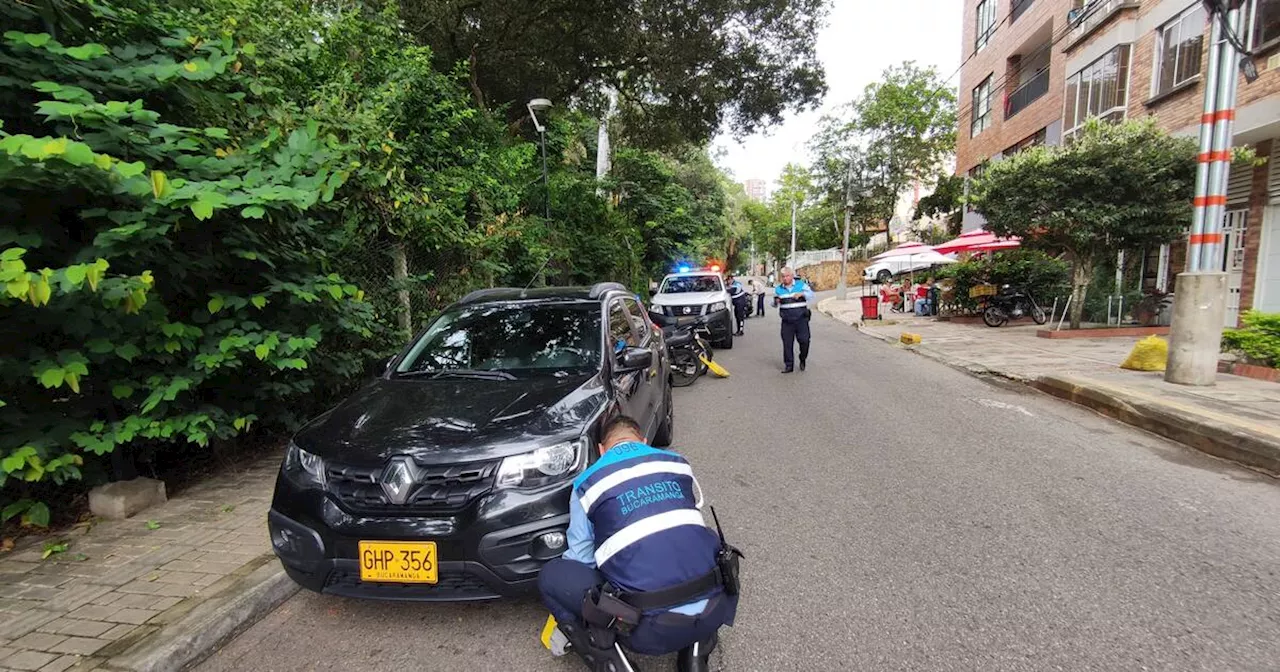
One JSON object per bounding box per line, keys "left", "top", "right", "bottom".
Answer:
{"left": 0, "top": 453, "right": 292, "bottom": 672}
{"left": 819, "top": 296, "right": 1280, "bottom": 476}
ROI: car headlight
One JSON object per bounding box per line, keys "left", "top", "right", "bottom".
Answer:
{"left": 707, "top": 302, "right": 727, "bottom": 313}
{"left": 496, "top": 438, "right": 588, "bottom": 489}
{"left": 283, "top": 441, "right": 326, "bottom": 489}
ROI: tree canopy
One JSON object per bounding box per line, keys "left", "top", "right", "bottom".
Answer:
{"left": 403, "top": 0, "right": 829, "bottom": 148}
{"left": 969, "top": 118, "right": 1197, "bottom": 328}
{"left": 0, "top": 0, "right": 743, "bottom": 525}
{"left": 809, "top": 62, "right": 956, "bottom": 237}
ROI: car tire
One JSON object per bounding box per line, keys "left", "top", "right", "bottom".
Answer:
{"left": 876, "top": 269, "right": 892, "bottom": 284}
{"left": 718, "top": 331, "right": 734, "bottom": 349}
{"left": 653, "top": 383, "right": 674, "bottom": 447}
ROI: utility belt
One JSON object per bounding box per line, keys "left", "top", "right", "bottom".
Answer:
{"left": 581, "top": 507, "right": 743, "bottom": 647}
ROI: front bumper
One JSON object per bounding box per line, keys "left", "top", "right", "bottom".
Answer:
{"left": 268, "top": 471, "right": 572, "bottom": 601}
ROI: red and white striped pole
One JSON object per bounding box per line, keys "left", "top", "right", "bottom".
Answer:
{"left": 1186, "top": 10, "right": 1223, "bottom": 272}
{"left": 1167, "top": 0, "right": 1246, "bottom": 386}
{"left": 1197, "top": 2, "right": 1245, "bottom": 272}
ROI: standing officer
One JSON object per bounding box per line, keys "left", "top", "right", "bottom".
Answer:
{"left": 726, "top": 274, "right": 748, "bottom": 336}
{"left": 539, "top": 417, "right": 741, "bottom": 672}
{"left": 773, "top": 266, "right": 815, "bottom": 373}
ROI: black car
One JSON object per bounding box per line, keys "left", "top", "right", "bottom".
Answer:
{"left": 268, "top": 282, "right": 674, "bottom": 600}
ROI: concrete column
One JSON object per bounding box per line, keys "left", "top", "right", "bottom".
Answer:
{"left": 1164, "top": 272, "right": 1227, "bottom": 386}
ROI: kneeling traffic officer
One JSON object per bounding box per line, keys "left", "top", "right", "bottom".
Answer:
{"left": 539, "top": 416, "right": 742, "bottom": 672}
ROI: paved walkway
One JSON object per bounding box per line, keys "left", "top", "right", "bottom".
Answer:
{"left": 0, "top": 453, "right": 282, "bottom": 672}
{"left": 820, "top": 296, "right": 1280, "bottom": 476}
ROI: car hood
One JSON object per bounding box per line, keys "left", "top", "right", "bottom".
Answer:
{"left": 652, "top": 291, "right": 725, "bottom": 306}
{"left": 294, "top": 374, "right": 606, "bottom": 466}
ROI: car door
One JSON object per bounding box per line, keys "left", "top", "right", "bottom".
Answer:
{"left": 622, "top": 297, "right": 662, "bottom": 438}
{"left": 607, "top": 298, "right": 648, "bottom": 431}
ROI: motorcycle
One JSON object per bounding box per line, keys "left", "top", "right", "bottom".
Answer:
{"left": 982, "top": 285, "right": 1048, "bottom": 327}
{"left": 661, "top": 315, "right": 719, "bottom": 387}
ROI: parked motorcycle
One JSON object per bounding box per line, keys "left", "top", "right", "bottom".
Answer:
{"left": 982, "top": 285, "right": 1048, "bottom": 327}
{"left": 662, "top": 315, "right": 716, "bottom": 387}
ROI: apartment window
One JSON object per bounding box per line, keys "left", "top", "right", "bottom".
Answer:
{"left": 976, "top": 0, "right": 997, "bottom": 51}
{"left": 1154, "top": 4, "right": 1205, "bottom": 96}
{"left": 971, "top": 75, "right": 993, "bottom": 137}
{"left": 1063, "top": 45, "right": 1131, "bottom": 138}
{"left": 1246, "top": 0, "right": 1280, "bottom": 49}
{"left": 1005, "top": 128, "right": 1048, "bottom": 155}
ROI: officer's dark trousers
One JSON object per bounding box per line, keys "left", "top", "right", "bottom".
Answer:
{"left": 756, "top": 293, "right": 765, "bottom": 315}
{"left": 538, "top": 558, "right": 737, "bottom": 656}
{"left": 780, "top": 314, "right": 811, "bottom": 368}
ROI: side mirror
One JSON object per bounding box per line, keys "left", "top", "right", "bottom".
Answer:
{"left": 614, "top": 346, "right": 652, "bottom": 374}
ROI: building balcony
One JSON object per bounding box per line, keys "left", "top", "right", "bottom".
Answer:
{"left": 1005, "top": 68, "right": 1050, "bottom": 120}
{"left": 1067, "top": 0, "right": 1139, "bottom": 47}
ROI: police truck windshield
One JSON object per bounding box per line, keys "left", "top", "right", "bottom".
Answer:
{"left": 660, "top": 276, "right": 723, "bottom": 294}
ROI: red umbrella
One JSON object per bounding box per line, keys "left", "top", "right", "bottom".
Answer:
{"left": 970, "top": 237, "right": 1022, "bottom": 252}
{"left": 933, "top": 229, "right": 999, "bottom": 254}
{"left": 871, "top": 241, "right": 935, "bottom": 260}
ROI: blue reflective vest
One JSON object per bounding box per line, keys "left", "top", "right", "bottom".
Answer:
{"left": 573, "top": 442, "right": 720, "bottom": 595}
{"left": 775, "top": 279, "right": 813, "bottom": 316}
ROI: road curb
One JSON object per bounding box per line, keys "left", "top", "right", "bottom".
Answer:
{"left": 1032, "top": 375, "right": 1280, "bottom": 477}
{"left": 821, "top": 302, "right": 1280, "bottom": 477}
{"left": 100, "top": 556, "right": 298, "bottom": 672}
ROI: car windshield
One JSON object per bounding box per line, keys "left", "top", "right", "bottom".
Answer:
{"left": 659, "top": 275, "right": 722, "bottom": 294}
{"left": 395, "top": 302, "right": 601, "bottom": 375}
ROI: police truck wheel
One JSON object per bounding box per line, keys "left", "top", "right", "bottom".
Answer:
{"left": 653, "top": 384, "right": 674, "bottom": 447}
{"left": 718, "top": 332, "right": 734, "bottom": 349}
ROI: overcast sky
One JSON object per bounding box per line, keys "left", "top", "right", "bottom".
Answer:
{"left": 713, "top": 0, "right": 963, "bottom": 194}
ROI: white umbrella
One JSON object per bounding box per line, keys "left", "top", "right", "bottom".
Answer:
{"left": 872, "top": 241, "right": 935, "bottom": 261}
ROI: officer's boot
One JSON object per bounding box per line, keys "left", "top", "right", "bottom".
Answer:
{"left": 675, "top": 633, "right": 718, "bottom": 672}
{"left": 557, "top": 621, "right": 641, "bottom": 672}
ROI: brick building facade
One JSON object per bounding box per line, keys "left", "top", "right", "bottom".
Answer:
{"left": 957, "top": 0, "right": 1280, "bottom": 325}
{"left": 957, "top": 0, "right": 1075, "bottom": 232}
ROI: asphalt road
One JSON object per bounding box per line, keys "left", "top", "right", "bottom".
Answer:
{"left": 198, "top": 303, "right": 1280, "bottom": 672}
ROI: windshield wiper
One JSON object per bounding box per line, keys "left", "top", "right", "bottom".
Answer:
{"left": 398, "top": 369, "right": 517, "bottom": 381}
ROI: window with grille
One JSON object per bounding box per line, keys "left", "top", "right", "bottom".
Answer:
{"left": 1063, "top": 44, "right": 1131, "bottom": 138}
{"left": 976, "top": 0, "right": 997, "bottom": 51}
{"left": 1246, "top": 0, "right": 1280, "bottom": 49}
{"left": 971, "top": 75, "right": 993, "bottom": 137}
{"left": 1154, "top": 4, "right": 1205, "bottom": 96}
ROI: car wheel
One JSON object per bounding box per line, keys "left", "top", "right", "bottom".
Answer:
{"left": 876, "top": 269, "right": 892, "bottom": 284}
{"left": 718, "top": 331, "right": 734, "bottom": 349}
{"left": 653, "top": 383, "right": 673, "bottom": 447}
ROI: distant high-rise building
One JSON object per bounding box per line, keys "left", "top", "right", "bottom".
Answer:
{"left": 743, "top": 179, "right": 767, "bottom": 203}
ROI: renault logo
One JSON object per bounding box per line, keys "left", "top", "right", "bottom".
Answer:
{"left": 379, "top": 457, "right": 419, "bottom": 505}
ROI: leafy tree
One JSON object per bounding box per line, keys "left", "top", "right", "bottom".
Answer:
{"left": 810, "top": 62, "right": 956, "bottom": 241}
{"left": 913, "top": 173, "right": 965, "bottom": 236}
{"left": 402, "top": 0, "right": 828, "bottom": 147}
{"left": 0, "top": 0, "right": 383, "bottom": 520}
{"left": 969, "top": 118, "right": 1196, "bottom": 329}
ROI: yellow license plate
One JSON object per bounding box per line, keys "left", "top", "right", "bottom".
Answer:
{"left": 357, "top": 541, "right": 438, "bottom": 583}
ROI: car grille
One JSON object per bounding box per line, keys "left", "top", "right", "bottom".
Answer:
{"left": 325, "top": 459, "right": 500, "bottom": 514}
{"left": 661, "top": 304, "right": 706, "bottom": 317}
{"left": 323, "top": 568, "right": 500, "bottom": 600}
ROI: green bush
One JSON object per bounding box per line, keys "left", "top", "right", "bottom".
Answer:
{"left": 937, "top": 250, "right": 1069, "bottom": 314}
{"left": 1222, "top": 311, "right": 1280, "bottom": 368}
{"left": 0, "top": 0, "right": 736, "bottom": 526}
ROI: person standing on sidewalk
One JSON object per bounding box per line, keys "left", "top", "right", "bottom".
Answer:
{"left": 751, "top": 280, "right": 766, "bottom": 317}
{"left": 773, "top": 267, "right": 814, "bottom": 373}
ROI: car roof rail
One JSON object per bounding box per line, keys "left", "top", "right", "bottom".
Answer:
{"left": 458, "top": 288, "right": 516, "bottom": 304}
{"left": 588, "top": 282, "right": 628, "bottom": 299}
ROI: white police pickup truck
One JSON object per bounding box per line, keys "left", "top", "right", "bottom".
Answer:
{"left": 647, "top": 270, "right": 735, "bottom": 349}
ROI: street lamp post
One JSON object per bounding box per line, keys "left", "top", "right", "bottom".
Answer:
{"left": 527, "top": 98, "right": 553, "bottom": 220}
